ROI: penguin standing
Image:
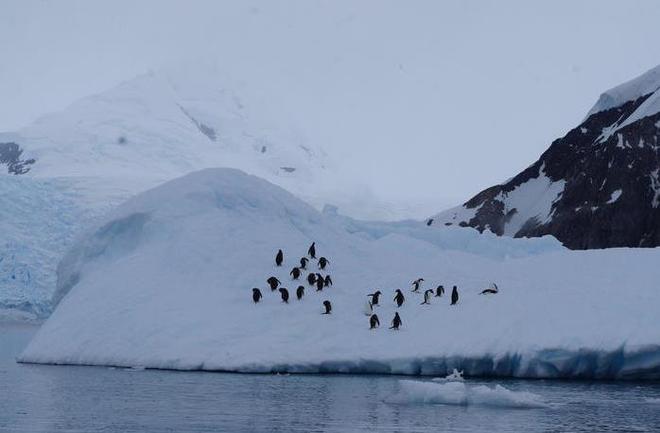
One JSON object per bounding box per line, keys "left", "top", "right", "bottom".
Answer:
{"left": 411, "top": 278, "right": 424, "bottom": 293}
{"left": 322, "top": 300, "right": 332, "bottom": 314}
{"left": 267, "top": 277, "right": 281, "bottom": 291}
{"left": 308, "top": 242, "right": 316, "bottom": 259}
{"left": 451, "top": 285, "right": 459, "bottom": 305}
{"left": 252, "top": 288, "right": 263, "bottom": 304}
{"left": 296, "top": 285, "right": 305, "bottom": 300}
{"left": 275, "top": 249, "right": 284, "bottom": 266}
{"left": 368, "top": 290, "right": 382, "bottom": 306}
{"left": 363, "top": 301, "right": 373, "bottom": 316}
{"left": 426, "top": 218, "right": 434, "bottom": 226}
{"left": 421, "top": 289, "right": 433, "bottom": 305}
{"left": 318, "top": 257, "right": 329, "bottom": 270}
{"left": 393, "top": 289, "right": 405, "bottom": 307}
{"left": 390, "top": 312, "right": 402, "bottom": 330}
{"left": 435, "top": 285, "right": 445, "bottom": 297}
{"left": 324, "top": 275, "right": 333, "bottom": 287}
{"left": 300, "top": 257, "right": 309, "bottom": 270}
{"left": 369, "top": 314, "right": 380, "bottom": 329}
{"left": 307, "top": 273, "right": 317, "bottom": 286}
{"left": 316, "top": 278, "right": 324, "bottom": 292}
{"left": 278, "top": 287, "right": 289, "bottom": 303}
{"left": 290, "top": 267, "right": 301, "bottom": 280}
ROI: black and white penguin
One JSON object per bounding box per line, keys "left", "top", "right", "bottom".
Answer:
{"left": 390, "top": 312, "right": 402, "bottom": 330}
{"left": 296, "top": 285, "right": 305, "bottom": 300}
{"left": 426, "top": 218, "right": 434, "bottom": 226}
{"left": 275, "top": 249, "right": 284, "bottom": 266}
{"left": 300, "top": 257, "right": 309, "bottom": 270}
{"left": 368, "top": 290, "right": 382, "bottom": 306}
{"left": 322, "top": 300, "right": 332, "bottom": 314}
{"left": 369, "top": 314, "right": 380, "bottom": 329}
{"left": 318, "top": 257, "right": 329, "bottom": 270}
{"left": 267, "top": 276, "right": 281, "bottom": 291}
{"left": 316, "top": 278, "right": 324, "bottom": 292}
{"left": 278, "top": 287, "right": 289, "bottom": 303}
{"left": 290, "top": 267, "right": 301, "bottom": 280}
{"left": 324, "top": 275, "right": 333, "bottom": 287}
{"left": 308, "top": 242, "right": 316, "bottom": 259}
{"left": 252, "top": 288, "right": 262, "bottom": 304}
{"left": 421, "top": 289, "right": 433, "bottom": 305}
{"left": 307, "top": 273, "right": 317, "bottom": 286}
{"left": 393, "top": 289, "right": 405, "bottom": 307}
{"left": 480, "top": 283, "right": 499, "bottom": 295}
{"left": 435, "top": 285, "right": 445, "bottom": 297}
{"left": 451, "top": 285, "right": 459, "bottom": 305}
{"left": 316, "top": 272, "right": 324, "bottom": 283}
{"left": 411, "top": 278, "right": 424, "bottom": 293}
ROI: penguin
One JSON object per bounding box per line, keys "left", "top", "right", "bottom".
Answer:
{"left": 316, "top": 272, "right": 324, "bottom": 283}
{"left": 393, "top": 289, "right": 405, "bottom": 307}
{"left": 318, "top": 257, "right": 329, "bottom": 270}
{"left": 451, "top": 285, "right": 459, "bottom": 305}
{"left": 480, "top": 283, "right": 499, "bottom": 295}
{"left": 290, "top": 267, "right": 301, "bottom": 280}
{"left": 369, "top": 314, "right": 380, "bottom": 329}
{"left": 363, "top": 301, "right": 373, "bottom": 316}
{"left": 367, "top": 290, "right": 382, "bottom": 306}
{"left": 252, "top": 288, "right": 262, "bottom": 304}
{"left": 275, "top": 249, "right": 284, "bottom": 266}
{"left": 316, "top": 277, "right": 324, "bottom": 292}
{"left": 300, "top": 257, "right": 309, "bottom": 270}
{"left": 421, "top": 289, "right": 433, "bottom": 305}
{"left": 322, "top": 300, "right": 332, "bottom": 314}
{"left": 307, "top": 273, "right": 317, "bottom": 286}
{"left": 296, "top": 285, "right": 305, "bottom": 300}
{"left": 426, "top": 218, "right": 434, "bottom": 226}
{"left": 435, "top": 285, "right": 445, "bottom": 297}
{"left": 278, "top": 287, "right": 289, "bottom": 303}
{"left": 324, "top": 275, "right": 333, "bottom": 287}
{"left": 267, "top": 276, "right": 281, "bottom": 291}
{"left": 390, "top": 312, "right": 402, "bottom": 330}
{"left": 411, "top": 278, "right": 424, "bottom": 293}
{"left": 308, "top": 242, "right": 316, "bottom": 259}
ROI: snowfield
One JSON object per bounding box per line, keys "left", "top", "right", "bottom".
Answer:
{"left": 19, "top": 168, "right": 660, "bottom": 380}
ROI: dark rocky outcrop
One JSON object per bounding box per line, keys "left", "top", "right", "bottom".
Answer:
{"left": 0, "top": 142, "right": 36, "bottom": 175}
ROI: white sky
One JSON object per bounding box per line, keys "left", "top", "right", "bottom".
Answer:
{"left": 1, "top": 0, "right": 660, "bottom": 210}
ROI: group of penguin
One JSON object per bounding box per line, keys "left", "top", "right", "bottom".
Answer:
{"left": 251, "top": 242, "right": 335, "bottom": 315}
{"left": 251, "top": 241, "right": 501, "bottom": 331}
{"left": 364, "top": 278, "right": 461, "bottom": 331}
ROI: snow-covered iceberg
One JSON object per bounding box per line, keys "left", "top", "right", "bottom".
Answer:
{"left": 19, "top": 168, "right": 660, "bottom": 379}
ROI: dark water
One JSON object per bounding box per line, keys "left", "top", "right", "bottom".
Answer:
{"left": 2, "top": 324, "right": 660, "bottom": 433}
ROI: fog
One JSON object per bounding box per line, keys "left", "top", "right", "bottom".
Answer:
{"left": 2, "top": 0, "right": 659, "bottom": 209}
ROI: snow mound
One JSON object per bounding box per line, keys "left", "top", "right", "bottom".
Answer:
{"left": 19, "top": 168, "right": 660, "bottom": 380}
{"left": 388, "top": 380, "right": 547, "bottom": 409}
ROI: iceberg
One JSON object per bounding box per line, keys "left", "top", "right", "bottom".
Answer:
{"left": 19, "top": 168, "right": 660, "bottom": 380}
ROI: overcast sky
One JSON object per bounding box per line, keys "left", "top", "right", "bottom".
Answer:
{"left": 2, "top": 0, "right": 660, "bottom": 212}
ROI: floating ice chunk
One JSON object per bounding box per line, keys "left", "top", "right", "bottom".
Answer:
{"left": 431, "top": 368, "right": 464, "bottom": 382}
{"left": 389, "top": 380, "right": 547, "bottom": 409}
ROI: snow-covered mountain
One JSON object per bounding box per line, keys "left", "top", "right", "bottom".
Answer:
{"left": 20, "top": 168, "right": 660, "bottom": 379}
{"left": 432, "top": 64, "right": 660, "bottom": 249}
{"left": 0, "top": 65, "right": 334, "bottom": 320}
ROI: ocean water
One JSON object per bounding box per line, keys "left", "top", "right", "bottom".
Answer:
{"left": 2, "top": 324, "right": 660, "bottom": 433}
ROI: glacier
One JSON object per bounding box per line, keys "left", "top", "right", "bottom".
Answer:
{"left": 19, "top": 168, "right": 660, "bottom": 380}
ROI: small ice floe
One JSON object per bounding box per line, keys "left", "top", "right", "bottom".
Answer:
{"left": 644, "top": 397, "right": 660, "bottom": 404}
{"left": 387, "top": 380, "right": 547, "bottom": 409}
{"left": 431, "top": 368, "right": 464, "bottom": 382}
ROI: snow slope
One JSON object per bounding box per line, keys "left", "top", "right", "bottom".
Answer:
{"left": 20, "top": 168, "right": 660, "bottom": 380}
